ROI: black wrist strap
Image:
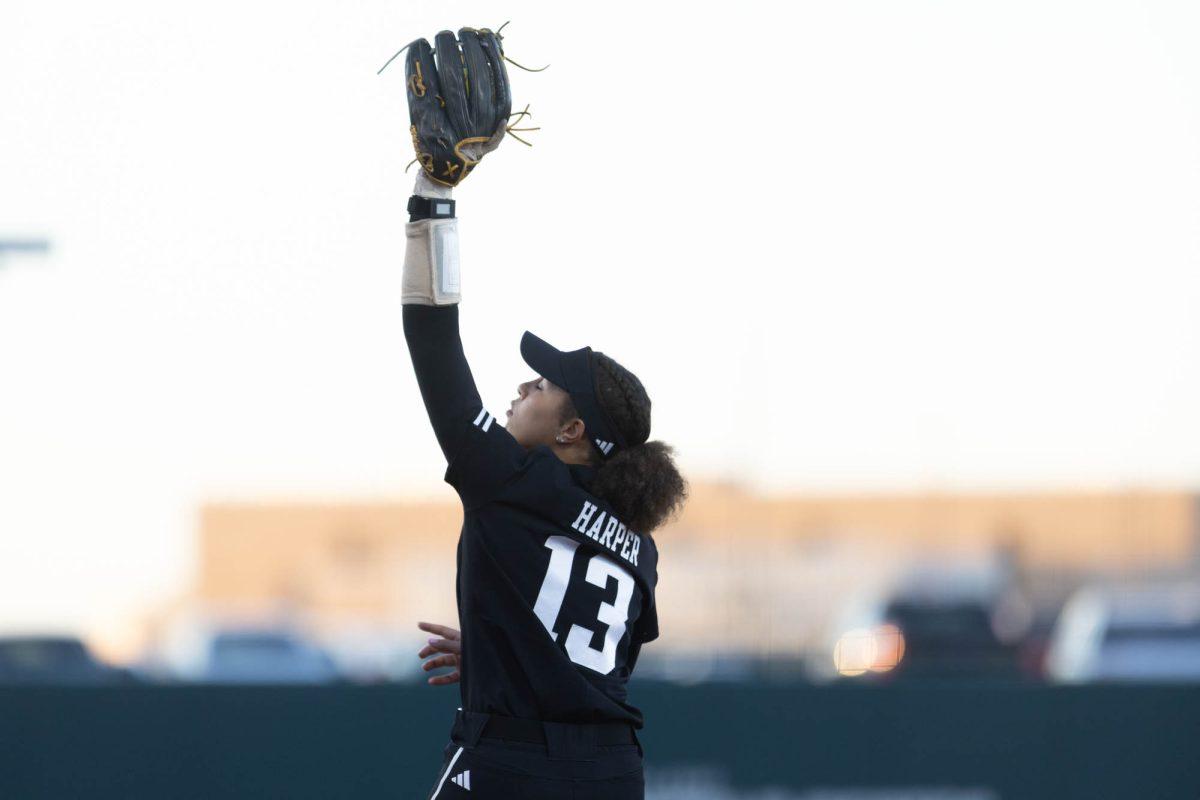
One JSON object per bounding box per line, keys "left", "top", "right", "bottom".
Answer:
{"left": 407, "top": 195, "right": 455, "bottom": 222}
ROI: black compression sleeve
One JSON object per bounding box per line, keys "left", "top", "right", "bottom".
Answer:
{"left": 402, "top": 304, "right": 484, "bottom": 463}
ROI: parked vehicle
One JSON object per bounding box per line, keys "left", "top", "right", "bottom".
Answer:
{"left": 140, "top": 620, "right": 344, "bottom": 684}
{"left": 0, "top": 635, "right": 135, "bottom": 684}
{"left": 816, "top": 557, "right": 1031, "bottom": 682}
{"left": 1046, "top": 580, "right": 1200, "bottom": 683}
{"left": 200, "top": 628, "right": 342, "bottom": 684}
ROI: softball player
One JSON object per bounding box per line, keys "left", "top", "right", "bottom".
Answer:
{"left": 397, "top": 28, "right": 688, "bottom": 800}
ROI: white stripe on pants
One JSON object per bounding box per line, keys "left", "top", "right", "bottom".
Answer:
{"left": 430, "top": 746, "right": 464, "bottom": 799}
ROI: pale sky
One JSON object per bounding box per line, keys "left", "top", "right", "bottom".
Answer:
{"left": 2, "top": 0, "right": 1199, "bottom": 637}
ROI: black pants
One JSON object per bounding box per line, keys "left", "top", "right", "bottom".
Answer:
{"left": 425, "top": 710, "right": 644, "bottom": 800}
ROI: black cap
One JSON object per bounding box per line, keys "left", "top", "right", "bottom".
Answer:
{"left": 520, "top": 331, "right": 627, "bottom": 459}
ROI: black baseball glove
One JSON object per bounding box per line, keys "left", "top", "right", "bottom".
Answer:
{"left": 404, "top": 28, "right": 512, "bottom": 188}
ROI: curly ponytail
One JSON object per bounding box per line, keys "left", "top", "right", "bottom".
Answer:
{"left": 559, "top": 352, "right": 689, "bottom": 534}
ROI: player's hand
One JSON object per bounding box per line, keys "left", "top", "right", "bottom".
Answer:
{"left": 417, "top": 621, "right": 462, "bottom": 686}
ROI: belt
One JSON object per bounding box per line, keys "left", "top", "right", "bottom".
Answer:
{"left": 478, "top": 712, "right": 637, "bottom": 746}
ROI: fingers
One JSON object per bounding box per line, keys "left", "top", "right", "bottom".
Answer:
{"left": 418, "top": 638, "right": 462, "bottom": 658}
{"left": 428, "top": 670, "right": 461, "bottom": 686}
{"left": 417, "top": 620, "right": 462, "bottom": 687}
{"left": 417, "top": 621, "right": 461, "bottom": 640}
{"left": 421, "top": 654, "right": 458, "bottom": 672}
{"left": 422, "top": 653, "right": 461, "bottom": 686}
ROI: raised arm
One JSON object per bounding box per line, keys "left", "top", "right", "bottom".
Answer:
{"left": 400, "top": 181, "right": 524, "bottom": 498}
{"left": 397, "top": 28, "right": 525, "bottom": 500}
{"left": 402, "top": 303, "right": 482, "bottom": 463}
{"left": 397, "top": 28, "right": 511, "bottom": 455}
{"left": 400, "top": 193, "right": 528, "bottom": 501}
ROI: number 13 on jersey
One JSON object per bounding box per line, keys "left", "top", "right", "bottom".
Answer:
{"left": 532, "top": 535, "right": 636, "bottom": 674}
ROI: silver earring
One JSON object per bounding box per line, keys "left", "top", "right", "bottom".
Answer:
{"left": 555, "top": 435, "right": 564, "bottom": 443}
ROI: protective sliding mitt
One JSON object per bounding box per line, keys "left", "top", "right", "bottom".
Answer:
{"left": 405, "top": 28, "right": 512, "bottom": 188}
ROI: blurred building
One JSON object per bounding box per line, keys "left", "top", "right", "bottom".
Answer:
{"left": 134, "top": 485, "right": 1199, "bottom": 673}
{"left": 677, "top": 483, "right": 1198, "bottom": 568}
{"left": 196, "top": 500, "right": 461, "bottom": 630}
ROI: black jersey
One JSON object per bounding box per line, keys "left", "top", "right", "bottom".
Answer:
{"left": 403, "top": 304, "right": 660, "bottom": 728}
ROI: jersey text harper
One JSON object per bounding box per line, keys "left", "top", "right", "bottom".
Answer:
{"left": 569, "top": 500, "right": 641, "bottom": 566}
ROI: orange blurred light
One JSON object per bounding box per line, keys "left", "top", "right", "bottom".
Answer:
{"left": 833, "top": 628, "right": 876, "bottom": 676}
{"left": 869, "top": 623, "right": 905, "bottom": 672}
{"left": 833, "top": 624, "right": 906, "bottom": 677}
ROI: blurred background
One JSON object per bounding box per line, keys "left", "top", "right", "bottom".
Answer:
{"left": 3, "top": 0, "right": 1200, "bottom": 798}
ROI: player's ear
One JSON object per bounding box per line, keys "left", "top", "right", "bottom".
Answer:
{"left": 558, "top": 417, "right": 586, "bottom": 444}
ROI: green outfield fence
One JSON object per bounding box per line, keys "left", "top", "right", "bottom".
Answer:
{"left": 2, "top": 681, "right": 1199, "bottom": 799}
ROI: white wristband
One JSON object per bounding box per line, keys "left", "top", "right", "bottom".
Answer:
{"left": 402, "top": 217, "right": 460, "bottom": 305}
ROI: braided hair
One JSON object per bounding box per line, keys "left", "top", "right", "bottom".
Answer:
{"left": 558, "top": 352, "right": 688, "bottom": 534}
